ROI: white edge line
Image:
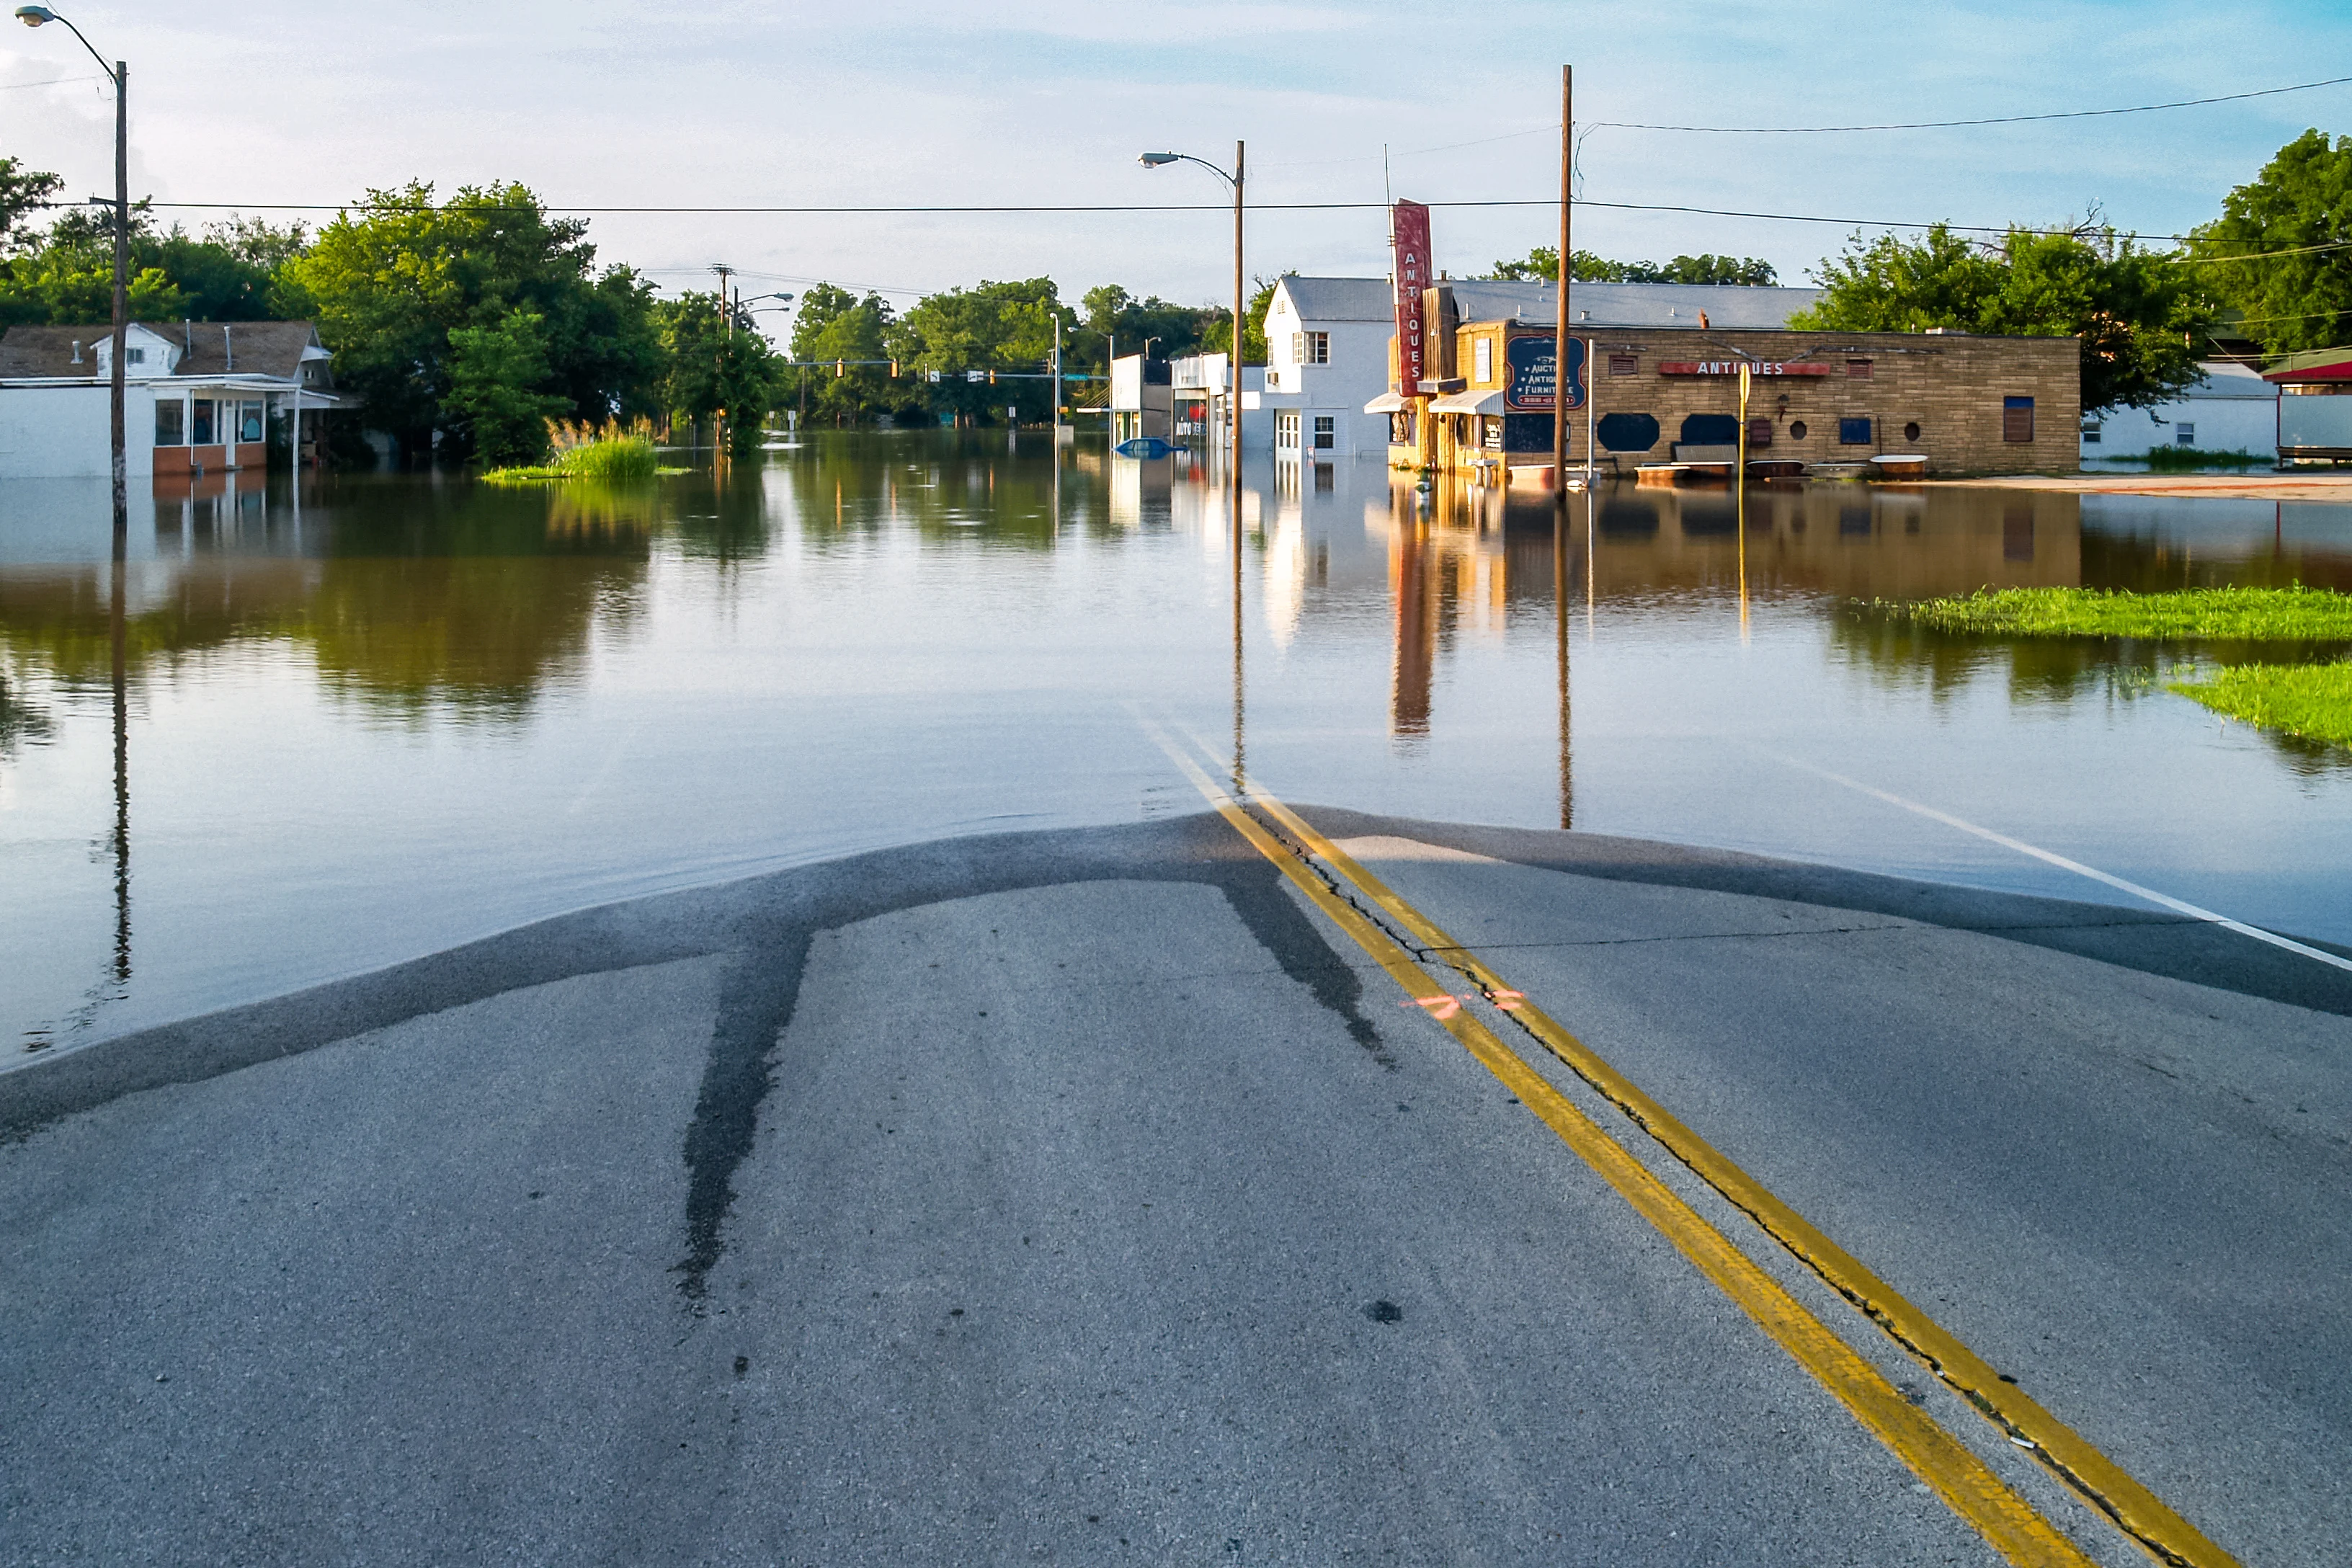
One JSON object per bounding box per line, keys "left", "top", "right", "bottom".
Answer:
{"left": 1777, "top": 754, "right": 2352, "bottom": 976}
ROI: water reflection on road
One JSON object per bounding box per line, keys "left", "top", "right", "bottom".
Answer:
{"left": 4, "top": 437, "right": 2350, "bottom": 1051}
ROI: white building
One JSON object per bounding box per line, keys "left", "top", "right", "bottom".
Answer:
{"left": 2080, "top": 361, "right": 2278, "bottom": 461}
{"left": 0, "top": 321, "right": 343, "bottom": 481}
{"left": 1260, "top": 277, "right": 1396, "bottom": 461}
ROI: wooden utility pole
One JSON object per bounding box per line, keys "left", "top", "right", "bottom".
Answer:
{"left": 1231, "top": 138, "right": 1247, "bottom": 520}
{"left": 1553, "top": 64, "right": 1572, "bottom": 510}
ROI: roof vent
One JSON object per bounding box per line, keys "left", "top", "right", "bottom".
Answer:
{"left": 224, "top": 323, "right": 234, "bottom": 371}
{"left": 70, "top": 340, "right": 83, "bottom": 364}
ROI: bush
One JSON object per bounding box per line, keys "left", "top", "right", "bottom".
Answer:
{"left": 2139, "top": 446, "right": 2271, "bottom": 472}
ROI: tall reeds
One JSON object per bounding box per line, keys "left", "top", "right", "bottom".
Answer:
{"left": 545, "top": 416, "right": 659, "bottom": 480}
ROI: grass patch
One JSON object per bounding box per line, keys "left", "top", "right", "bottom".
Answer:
{"left": 482, "top": 417, "right": 663, "bottom": 483}
{"left": 2136, "top": 446, "right": 2272, "bottom": 472}
{"left": 2170, "top": 662, "right": 2352, "bottom": 747}
{"left": 1890, "top": 586, "right": 2352, "bottom": 642}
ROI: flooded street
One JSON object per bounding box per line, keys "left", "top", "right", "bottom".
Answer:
{"left": 4, "top": 433, "right": 2351, "bottom": 1052}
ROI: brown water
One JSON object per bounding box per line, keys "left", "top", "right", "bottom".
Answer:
{"left": 4, "top": 434, "right": 2349, "bottom": 1054}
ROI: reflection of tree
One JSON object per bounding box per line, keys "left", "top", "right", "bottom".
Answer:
{"left": 0, "top": 667, "right": 53, "bottom": 757}
{"left": 0, "top": 486, "right": 651, "bottom": 725}
{"left": 781, "top": 432, "right": 1112, "bottom": 551}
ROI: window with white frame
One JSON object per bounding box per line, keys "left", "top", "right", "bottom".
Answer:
{"left": 1275, "top": 410, "right": 1301, "bottom": 448}
{"left": 1312, "top": 415, "right": 1335, "bottom": 450}
{"left": 154, "top": 400, "right": 184, "bottom": 446}
{"left": 2080, "top": 419, "right": 2101, "bottom": 445}
{"left": 2175, "top": 422, "right": 2195, "bottom": 447}
{"left": 1291, "top": 331, "right": 1304, "bottom": 364}
{"left": 1304, "top": 331, "right": 1328, "bottom": 364}
{"left": 1474, "top": 337, "right": 1492, "bottom": 383}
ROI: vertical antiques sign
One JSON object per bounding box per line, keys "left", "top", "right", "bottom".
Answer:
{"left": 1391, "top": 200, "right": 1430, "bottom": 393}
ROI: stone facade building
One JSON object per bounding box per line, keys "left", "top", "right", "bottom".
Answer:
{"left": 1380, "top": 284, "right": 2081, "bottom": 479}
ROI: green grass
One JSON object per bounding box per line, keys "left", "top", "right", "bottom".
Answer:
{"left": 2169, "top": 662, "right": 2352, "bottom": 747}
{"left": 2135, "top": 446, "right": 2272, "bottom": 472}
{"left": 557, "top": 435, "right": 658, "bottom": 480}
{"left": 1892, "top": 587, "right": 2352, "bottom": 641}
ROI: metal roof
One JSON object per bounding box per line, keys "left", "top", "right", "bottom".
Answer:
{"left": 1447, "top": 280, "right": 1823, "bottom": 330}
{"left": 1270, "top": 277, "right": 1395, "bottom": 324}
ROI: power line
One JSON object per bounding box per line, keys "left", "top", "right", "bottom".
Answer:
{"left": 0, "top": 74, "right": 106, "bottom": 91}
{"left": 1589, "top": 74, "right": 2352, "bottom": 134}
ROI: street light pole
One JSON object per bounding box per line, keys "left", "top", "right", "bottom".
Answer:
{"left": 1138, "top": 143, "right": 1247, "bottom": 529}
{"left": 17, "top": 7, "right": 127, "bottom": 545}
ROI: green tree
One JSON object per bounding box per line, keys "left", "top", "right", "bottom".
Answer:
{"left": 0, "top": 157, "right": 62, "bottom": 251}
{"left": 2190, "top": 130, "right": 2352, "bottom": 355}
{"left": 659, "top": 290, "right": 783, "bottom": 453}
{"left": 788, "top": 282, "right": 898, "bottom": 425}
{"left": 1793, "top": 222, "right": 2207, "bottom": 412}
{"left": 285, "top": 181, "right": 663, "bottom": 459}
{"left": 890, "top": 277, "right": 1075, "bottom": 424}
{"left": 442, "top": 308, "right": 566, "bottom": 466}
{"left": 1198, "top": 277, "right": 1275, "bottom": 365}
{"left": 1486, "top": 246, "right": 1777, "bottom": 285}
{"left": 1074, "top": 284, "right": 1213, "bottom": 373}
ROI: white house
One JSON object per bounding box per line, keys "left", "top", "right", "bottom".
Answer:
{"left": 2080, "top": 361, "right": 2278, "bottom": 461}
{"left": 1260, "top": 276, "right": 1396, "bottom": 460}
{"left": 0, "top": 320, "right": 343, "bottom": 481}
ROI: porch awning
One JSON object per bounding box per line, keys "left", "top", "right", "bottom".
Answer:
{"left": 1362, "top": 391, "right": 1407, "bottom": 414}
{"left": 1429, "top": 388, "right": 1506, "bottom": 415}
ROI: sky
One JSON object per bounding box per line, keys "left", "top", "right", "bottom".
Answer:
{"left": 2, "top": 0, "right": 2348, "bottom": 338}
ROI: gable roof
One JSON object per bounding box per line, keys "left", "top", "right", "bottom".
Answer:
{"left": 0, "top": 320, "right": 326, "bottom": 381}
{"left": 1271, "top": 277, "right": 1396, "bottom": 324}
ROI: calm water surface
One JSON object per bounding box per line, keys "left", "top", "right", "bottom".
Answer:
{"left": 4, "top": 434, "right": 2350, "bottom": 1053}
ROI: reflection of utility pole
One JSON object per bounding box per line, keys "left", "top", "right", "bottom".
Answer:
{"left": 109, "top": 544, "right": 130, "bottom": 985}
{"left": 710, "top": 264, "right": 736, "bottom": 458}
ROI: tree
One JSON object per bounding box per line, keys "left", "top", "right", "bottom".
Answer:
{"left": 442, "top": 309, "right": 566, "bottom": 466}
{"left": 1486, "top": 245, "right": 1777, "bottom": 285}
{"left": 889, "top": 277, "right": 1076, "bottom": 424}
{"left": 1792, "top": 221, "right": 2208, "bottom": 412}
{"left": 1074, "top": 284, "right": 1213, "bottom": 373}
{"left": 789, "top": 282, "right": 897, "bottom": 426}
{"left": 285, "top": 181, "right": 664, "bottom": 459}
{"left": 2191, "top": 130, "right": 2352, "bottom": 355}
{"left": 0, "top": 157, "right": 62, "bottom": 252}
{"left": 659, "top": 290, "right": 783, "bottom": 453}
{"left": 1198, "top": 277, "right": 1275, "bottom": 365}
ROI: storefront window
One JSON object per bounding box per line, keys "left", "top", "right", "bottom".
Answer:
{"left": 239, "top": 401, "right": 265, "bottom": 442}
{"left": 154, "top": 400, "right": 184, "bottom": 447}
{"left": 192, "top": 398, "right": 215, "bottom": 445}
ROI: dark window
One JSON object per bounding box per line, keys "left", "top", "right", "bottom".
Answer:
{"left": 192, "top": 398, "right": 215, "bottom": 445}
{"left": 1608, "top": 354, "right": 1639, "bottom": 377}
{"left": 1312, "top": 414, "right": 1335, "bottom": 449}
{"left": 1846, "top": 360, "right": 1873, "bottom": 379}
{"left": 1746, "top": 419, "right": 1773, "bottom": 450}
{"left": 1788, "top": 419, "right": 1808, "bottom": 440}
{"left": 2003, "top": 396, "right": 2034, "bottom": 443}
{"left": 154, "top": 401, "right": 184, "bottom": 447}
{"left": 1391, "top": 410, "right": 1415, "bottom": 444}
{"left": 1595, "top": 411, "right": 1660, "bottom": 452}
{"left": 2175, "top": 422, "right": 2195, "bottom": 447}
{"left": 1679, "top": 413, "right": 1741, "bottom": 446}
{"left": 2081, "top": 420, "right": 2101, "bottom": 445}
{"left": 2003, "top": 504, "right": 2035, "bottom": 561}
{"left": 1500, "top": 414, "right": 1551, "bottom": 453}
{"left": 1838, "top": 416, "right": 1873, "bottom": 445}
{"left": 1902, "top": 420, "right": 1921, "bottom": 442}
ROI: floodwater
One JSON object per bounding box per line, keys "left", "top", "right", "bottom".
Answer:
{"left": 4, "top": 435, "right": 2350, "bottom": 1054}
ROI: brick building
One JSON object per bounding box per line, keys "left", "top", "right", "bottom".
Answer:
{"left": 1380, "top": 284, "right": 2080, "bottom": 479}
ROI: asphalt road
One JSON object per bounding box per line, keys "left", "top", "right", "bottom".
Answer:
{"left": 3, "top": 809, "right": 2346, "bottom": 1566}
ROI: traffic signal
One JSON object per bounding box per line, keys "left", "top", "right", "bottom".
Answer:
{"left": 834, "top": 360, "right": 845, "bottom": 378}
{"left": 890, "top": 360, "right": 900, "bottom": 377}
{"left": 988, "top": 370, "right": 997, "bottom": 386}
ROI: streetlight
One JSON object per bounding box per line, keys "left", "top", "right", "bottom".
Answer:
{"left": 1139, "top": 144, "right": 1244, "bottom": 496}
{"left": 18, "top": 6, "right": 128, "bottom": 543}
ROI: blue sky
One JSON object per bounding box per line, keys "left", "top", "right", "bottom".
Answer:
{"left": 4, "top": 0, "right": 2346, "bottom": 334}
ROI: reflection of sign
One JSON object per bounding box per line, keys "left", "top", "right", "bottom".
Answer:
{"left": 1392, "top": 200, "right": 1431, "bottom": 394}
{"left": 1657, "top": 361, "right": 1832, "bottom": 377}
{"left": 1504, "top": 335, "right": 1585, "bottom": 412}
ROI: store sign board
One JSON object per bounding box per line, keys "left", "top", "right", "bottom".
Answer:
{"left": 1657, "top": 360, "right": 1832, "bottom": 377}
{"left": 1392, "top": 200, "right": 1431, "bottom": 394}
{"left": 1505, "top": 334, "right": 1585, "bottom": 411}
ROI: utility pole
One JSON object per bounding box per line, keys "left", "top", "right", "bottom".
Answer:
{"left": 1053, "top": 313, "right": 1063, "bottom": 442}
{"left": 1554, "top": 63, "right": 1572, "bottom": 512}
{"left": 1231, "top": 138, "right": 1246, "bottom": 526}
{"left": 712, "top": 264, "right": 736, "bottom": 337}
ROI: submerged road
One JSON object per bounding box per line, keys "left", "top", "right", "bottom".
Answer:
{"left": 3, "top": 798, "right": 2348, "bottom": 1566}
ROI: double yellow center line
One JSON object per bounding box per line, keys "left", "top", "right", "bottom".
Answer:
{"left": 1143, "top": 718, "right": 2237, "bottom": 1568}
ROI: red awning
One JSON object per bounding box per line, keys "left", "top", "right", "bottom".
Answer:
{"left": 2266, "top": 360, "right": 2352, "bottom": 384}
